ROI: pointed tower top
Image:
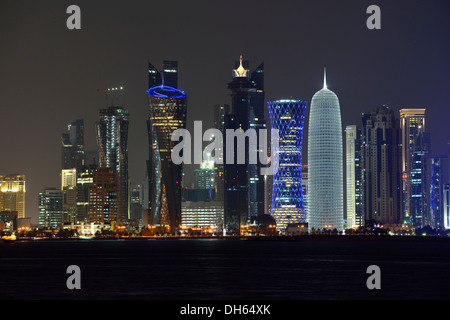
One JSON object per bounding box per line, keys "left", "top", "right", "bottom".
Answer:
{"left": 323, "top": 67, "right": 327, "bottom": 90}
{"left": 233, "top": 54, "right": 248, "bottom": 78}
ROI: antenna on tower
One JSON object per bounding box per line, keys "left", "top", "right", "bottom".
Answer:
{"left": 323, "top": 67, "right": 327, "bottom": 90}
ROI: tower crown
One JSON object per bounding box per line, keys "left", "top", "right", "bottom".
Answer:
{"left": 233, "top": 55, "right": 249, "bottom": 78}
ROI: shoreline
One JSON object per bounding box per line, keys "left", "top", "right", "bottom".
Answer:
{"left": 7, "top": 234, "right": 450, "bottom": 243}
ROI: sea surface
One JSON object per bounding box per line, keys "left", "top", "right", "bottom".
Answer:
{"left": 1, "top": 236, "right": 450, "bottom": 300}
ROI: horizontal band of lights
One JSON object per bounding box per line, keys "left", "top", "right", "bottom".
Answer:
{"left": 268, "top": 100, "right": 307, "bottom": 231}
{"left": 148, "top": 85, "right": 187, "bottom": 99}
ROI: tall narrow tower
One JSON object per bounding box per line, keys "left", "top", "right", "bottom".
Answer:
{"left": 307, "top": 69, "right": 344, "bottom": 232}
{"left": 147, "top": 85, "right": 187, "bottom": 233}
{"left": 96, "top": 106, "right": 130, "bottom": 225}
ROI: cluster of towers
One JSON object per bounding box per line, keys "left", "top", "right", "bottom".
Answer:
{"left": 5, "top": 55, "right": 445, "bottom": 235}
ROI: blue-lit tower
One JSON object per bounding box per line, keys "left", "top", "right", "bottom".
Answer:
{"left": 307, "top": 69, "right": 344, "bottom": 232}
{"left": 268, "top": 99, "right": 308, "bottom": 233}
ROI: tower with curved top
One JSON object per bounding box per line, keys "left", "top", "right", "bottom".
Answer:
{"left": 307, "top": 69, "right": 344, "bottom": 232}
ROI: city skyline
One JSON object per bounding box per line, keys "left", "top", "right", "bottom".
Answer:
{"left": 1, "top": 1, "right": 450, "bottom": 224}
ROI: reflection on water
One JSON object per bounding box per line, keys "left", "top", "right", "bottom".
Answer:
{"left": 1, "top": 237, "right": 450, "bottom": 300}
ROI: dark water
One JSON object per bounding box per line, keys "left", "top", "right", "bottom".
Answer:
{"left": 1, "top": 236, "right": 450, "bottom": 300}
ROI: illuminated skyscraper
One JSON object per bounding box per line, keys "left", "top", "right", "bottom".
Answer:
{"left": 148, "top": 60, "right": 178, "bottom": 89}
{"left": 400, "top": 109, "right": 426, "bottom": 226}
{"left": 362, "top": 106, "right": 402, "bottom": 227}
{"left": 96, "top": 106, "right": 129, "bottom": 225}
{"left": 345, "top": 125, "right": 363, "bottom": 228}
{"left": 147, "top": 84, "right": 187, "bottom": 233}
{"left": 61, "top": 119, "right": 84, "bottom": 171}
{"left": 61, "top": 168, "right": 77, "bottom": 223}
{"left": 307, "top": 70, "right": 344, "bottom": 232}
{"left": 268, "top": 99, "right": 307, "bottom": 233}
{"left": 213, "top": 103, "right": 230, "bottom": 203}
{"left": 426, "top": 155, "right": 449, "bottom": 229}
{"left": 88, "top": 167, "right": 119, "bottom": 224}
{"left": 410, "top": 128, "right": 430, "bottom": 228}
{"left": 38, "top": 188, "right": 64, "bottom": 229}
{"left": 0, "top": 174, "right": 26, "bottom": 219}
{"left": 224, "top": 55, "right": 266, "bottom": 234}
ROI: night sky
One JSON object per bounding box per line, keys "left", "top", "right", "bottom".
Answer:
{"left": 1, "top": 0, "right": 449, "bottom": 224}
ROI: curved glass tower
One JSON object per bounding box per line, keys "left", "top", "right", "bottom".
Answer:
{"left": 268, "top": 99, "right": 307, "bottom": 233}
{"left": 148, "top": 85, "right": 187, "bottom": 234}
{"left": 307, "top": 70, "right": 344, "bottom": 232}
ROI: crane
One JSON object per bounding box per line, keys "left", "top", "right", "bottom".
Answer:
{"left": 96, "top": 86, "right": 125, "bottom": 107}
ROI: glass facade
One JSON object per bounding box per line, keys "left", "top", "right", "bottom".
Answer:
{"left": 268, "top": 100, "right": 307, "bottom": 233}
{"left": 38, "top": 188, "right": 64, "bottom": 229}
{"left": 307, "top": 78, "right": 344, "bottom": 232}
{"left": 399, "top": 109, "right": 426, "bottom": 226}
{"left": 147, "top": 85, "right": 187, "bottom": 233}
{"left": 96, "top": 106, "right": 129, "bottom": 225}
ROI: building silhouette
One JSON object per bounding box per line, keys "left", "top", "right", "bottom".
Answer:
{"left": 361, "top": 106, "right": 402, "bottom": 228}
{"left": 223, "top": 55, "right": 266, "bottom": 234}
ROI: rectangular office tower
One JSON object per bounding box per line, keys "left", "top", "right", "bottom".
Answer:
{"left": 400, "top": 109, "right": 427, "bottom": 228}
{"left": 147, "top": 61, "right": 187, "bottom": 234}
{"left": 345, "top": 125, "right": 363, "bottom": 228}
{"left": 96, "top": 106, "right": 129, "bottom": 225}
{"left": 223, "top": 55, "right": 266, "bottom": 235}
{"left": 426, "top": 154, "right": 450, "bottom": 229}
{"left": 361, "top": 106, "right": 402, "bottom": 228}
{"left": 61, "top": 119, "right": 84, "bottom": 171}
{"left": 213, "top": 103, "right": 230, "bottom": 203}
{"left": 38, "top": 188, "right": 64, "bottom": 229}
{"left": 88, "top": 167, "right": 119, "bottom": 224}
{"left": 0, "top": 174, "right": 26, "bottom": 219}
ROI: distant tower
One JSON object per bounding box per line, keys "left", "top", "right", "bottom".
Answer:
{"left": 88, "top": 167, "right": 119, "bottom": 224}
{"left": 345, "top": 125, "right": 363, "bottom": 228}
{"left": 213, "top": 103, "right": 230, "bottom": 203}
{"left": 0, "top": 174, "right": 26, "bottom": 219}
{"left": 38, "top": 188, "right": 64, "bottom": 228}
{"left": 268, "top": 99, "right": 308, "bottom": 233}
{"left": 96, "top": 106, "right": 130, "bottom": 225}
{"left": 400, "top": 109, "right": 426, "bottom": 227}
{"left": 362, "top": 106, "right": 402, "bottom": 227}
{"left": 307, "top": 69, "right": 344, "bottom": 232}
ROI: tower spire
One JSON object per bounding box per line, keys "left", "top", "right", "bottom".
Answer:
{"left": 323, "top": 67, "right": 327, "bottom": 89}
